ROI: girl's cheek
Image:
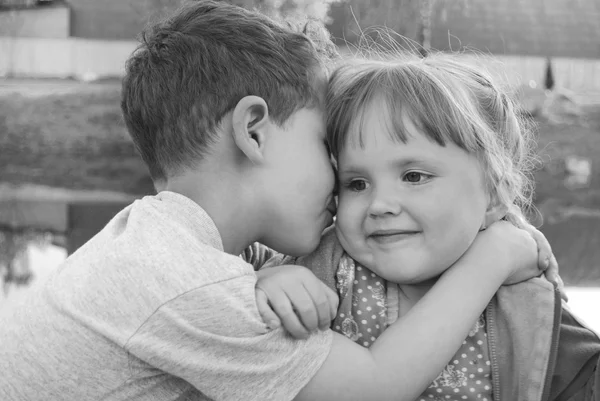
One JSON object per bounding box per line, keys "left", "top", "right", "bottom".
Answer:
{"left": 337, "top": 198, "right": 363, "bottom": 228}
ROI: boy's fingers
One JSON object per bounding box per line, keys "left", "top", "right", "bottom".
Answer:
{"left": 546, "top": 254, "right": 568, "bottom": 301}
{"left": 255, "top": 289, "right": 281, "bottom": 329}
{"left": 538, "top": 248, "right": 552, "bottom": 272}
{"left": 539, "top": 244, "right": 568, "bottom": 301}
{"left": 527, "top": 226, "right": 553, "bottom": 271}
{"left": 545, "top": 252, "right": 559, "bottom": 279}
{"left": 268, "top": 289, "right": 311, "bottom": 339}
{"left": 285, "top": 286, "right": 320, "bottom": 334}
{"left": 302, "top": 283, "right": 335, "bottom": 331}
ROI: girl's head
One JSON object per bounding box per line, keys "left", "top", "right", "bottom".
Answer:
{"left": 327, "top": 53, "right": 535, "bottom": 284}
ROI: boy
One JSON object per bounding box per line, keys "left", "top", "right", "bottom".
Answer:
{"left": 0, "top": 2, "right": 555, "bottom": 400}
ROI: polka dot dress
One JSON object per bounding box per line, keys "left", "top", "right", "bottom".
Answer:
{"left": 419, "top": 314, "right": 493, "bottom": 401}
{"left": 332, "top": 254, "right": 493, "bottom": 401}
{"left": 332, "top": 256, "right": 388, "bottom": 346}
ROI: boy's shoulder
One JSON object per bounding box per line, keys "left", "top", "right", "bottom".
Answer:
{"left": 58, "top": 192, "right": 256, "bottom": 329}
{"left": 106, "top": 191, "right": 253, "bottom": 280}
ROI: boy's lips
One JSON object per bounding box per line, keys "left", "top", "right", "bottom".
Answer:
{"left": 326, "top": 199, "right": 337, "bottom": 216}
{"left": 321, "top": 200, "right": 336, "bottom": 229}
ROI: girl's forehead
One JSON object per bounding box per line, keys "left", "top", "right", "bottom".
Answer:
{"left": 344, "top": 98, "right": 421, "bottom": 149}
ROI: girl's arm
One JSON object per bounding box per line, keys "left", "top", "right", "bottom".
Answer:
{"left": 295, "top": 221, "right": 542, "bottom": 401}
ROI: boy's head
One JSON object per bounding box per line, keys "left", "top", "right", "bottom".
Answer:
{"left": 326, "top": 53, "right": 535, "bottom": 284}
{"left": 121, "top": 0, "right": 337, "bottom": 183}
{"left": 121, "top": 1, "right": 339, "bottom": 256}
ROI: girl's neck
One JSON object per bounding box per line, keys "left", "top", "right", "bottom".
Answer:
{"left": 396, "top": 277, "right": 439, "bottom": 316}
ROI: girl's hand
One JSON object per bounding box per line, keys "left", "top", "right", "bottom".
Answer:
{"left": 255, "top": 265, "right": 339, "bottom": 339}
{"left": 521, "top": 223, "right": 567, "bottom": 301}
{"left": 466, "top": 221, "right": 542, "bottom": 284}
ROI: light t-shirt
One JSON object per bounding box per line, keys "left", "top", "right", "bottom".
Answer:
{"left": 0, "top": 191, "right": 332, "bottom": 401}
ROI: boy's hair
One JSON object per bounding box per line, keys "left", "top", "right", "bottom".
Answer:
{"left": 121, "top": 0, "right": 338, "bottom": 182}
{"left": 326, "top": 53, "right": 536, "bottom": 226}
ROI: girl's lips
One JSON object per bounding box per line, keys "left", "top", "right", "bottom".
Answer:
{"left": 368, "top": 230, "right": 420, "bottom": 244}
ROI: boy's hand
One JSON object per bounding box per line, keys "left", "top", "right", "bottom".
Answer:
{"left": 521, "top": 223, "right": 567, "bottom": 301}
{"left": 255, "top": 265, "right": 339, "bottom": 339}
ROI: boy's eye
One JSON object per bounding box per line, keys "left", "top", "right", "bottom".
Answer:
{"left": 403, "top": 172, "right": 432, "bottom": 183}
{"left": 347, "top": 179, "right": 368, "bottom": 192}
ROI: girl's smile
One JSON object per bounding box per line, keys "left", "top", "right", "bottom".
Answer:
{"left": 367, "top": 230, "right": 421, "bottom": 246}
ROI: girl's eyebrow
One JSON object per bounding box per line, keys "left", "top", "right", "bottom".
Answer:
{"left": 337, "top": 168, "right": 361, "bottom": 176}
{"left": 339, "top": 157, "right": 432, "bottom": 175}
{"left": 391, "top": 157, "right": 432, "bottom": 169}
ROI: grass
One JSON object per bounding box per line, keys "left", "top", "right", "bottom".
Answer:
{"left": 0, "top": 84, "right": 154, "bottom": 195}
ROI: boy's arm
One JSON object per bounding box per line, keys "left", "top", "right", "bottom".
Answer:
{"left": 124, "top": 274, "right": 334, "bottom": 401}
{"left": 254, "top": 227, "right": 344, "bottom": 337}
{"left": 295, "top": 221, "right": 542, "bottom": 401}
{"left": 256, "top": 265, "right": 339, "bottom": 337}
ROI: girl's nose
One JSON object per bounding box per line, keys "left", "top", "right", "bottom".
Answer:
{"left": 368, "top": 187, "right": 402, "bottom": 218}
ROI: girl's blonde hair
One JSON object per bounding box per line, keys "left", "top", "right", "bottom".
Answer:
{"left": 326, "top": 53, "right": 536, "bottom": 226}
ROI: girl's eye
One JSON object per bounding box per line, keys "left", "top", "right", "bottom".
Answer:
{"left": 347, "top": 180, "right": 368, "bottom": 192}
{"left": 403, "top": 172, "right": 432, "bottom": 183}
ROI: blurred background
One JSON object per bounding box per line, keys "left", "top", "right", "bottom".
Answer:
{"left": 1, "top": 0, "right": 599, "bottom": 326}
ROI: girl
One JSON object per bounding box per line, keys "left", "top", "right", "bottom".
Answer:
{"left": 256, "top": 53, "right": 600, "bottom": 400}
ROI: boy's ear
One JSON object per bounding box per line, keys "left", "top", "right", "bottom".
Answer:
{"left": 482, "top": 195, "right": 508, "bottom": 230}
{"left": 231, "top": 96, "right": 270, "bottom": 164}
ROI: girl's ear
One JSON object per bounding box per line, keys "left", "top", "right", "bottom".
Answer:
{"left": 231, "top": 96, "right": 270, "bottom": 164}
{"left": 481, "top": 194, "right": 508, "bottom": 231}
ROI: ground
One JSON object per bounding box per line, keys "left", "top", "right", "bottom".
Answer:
{"left": 0, "top": 79, "right": 599, "bottom": 285}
